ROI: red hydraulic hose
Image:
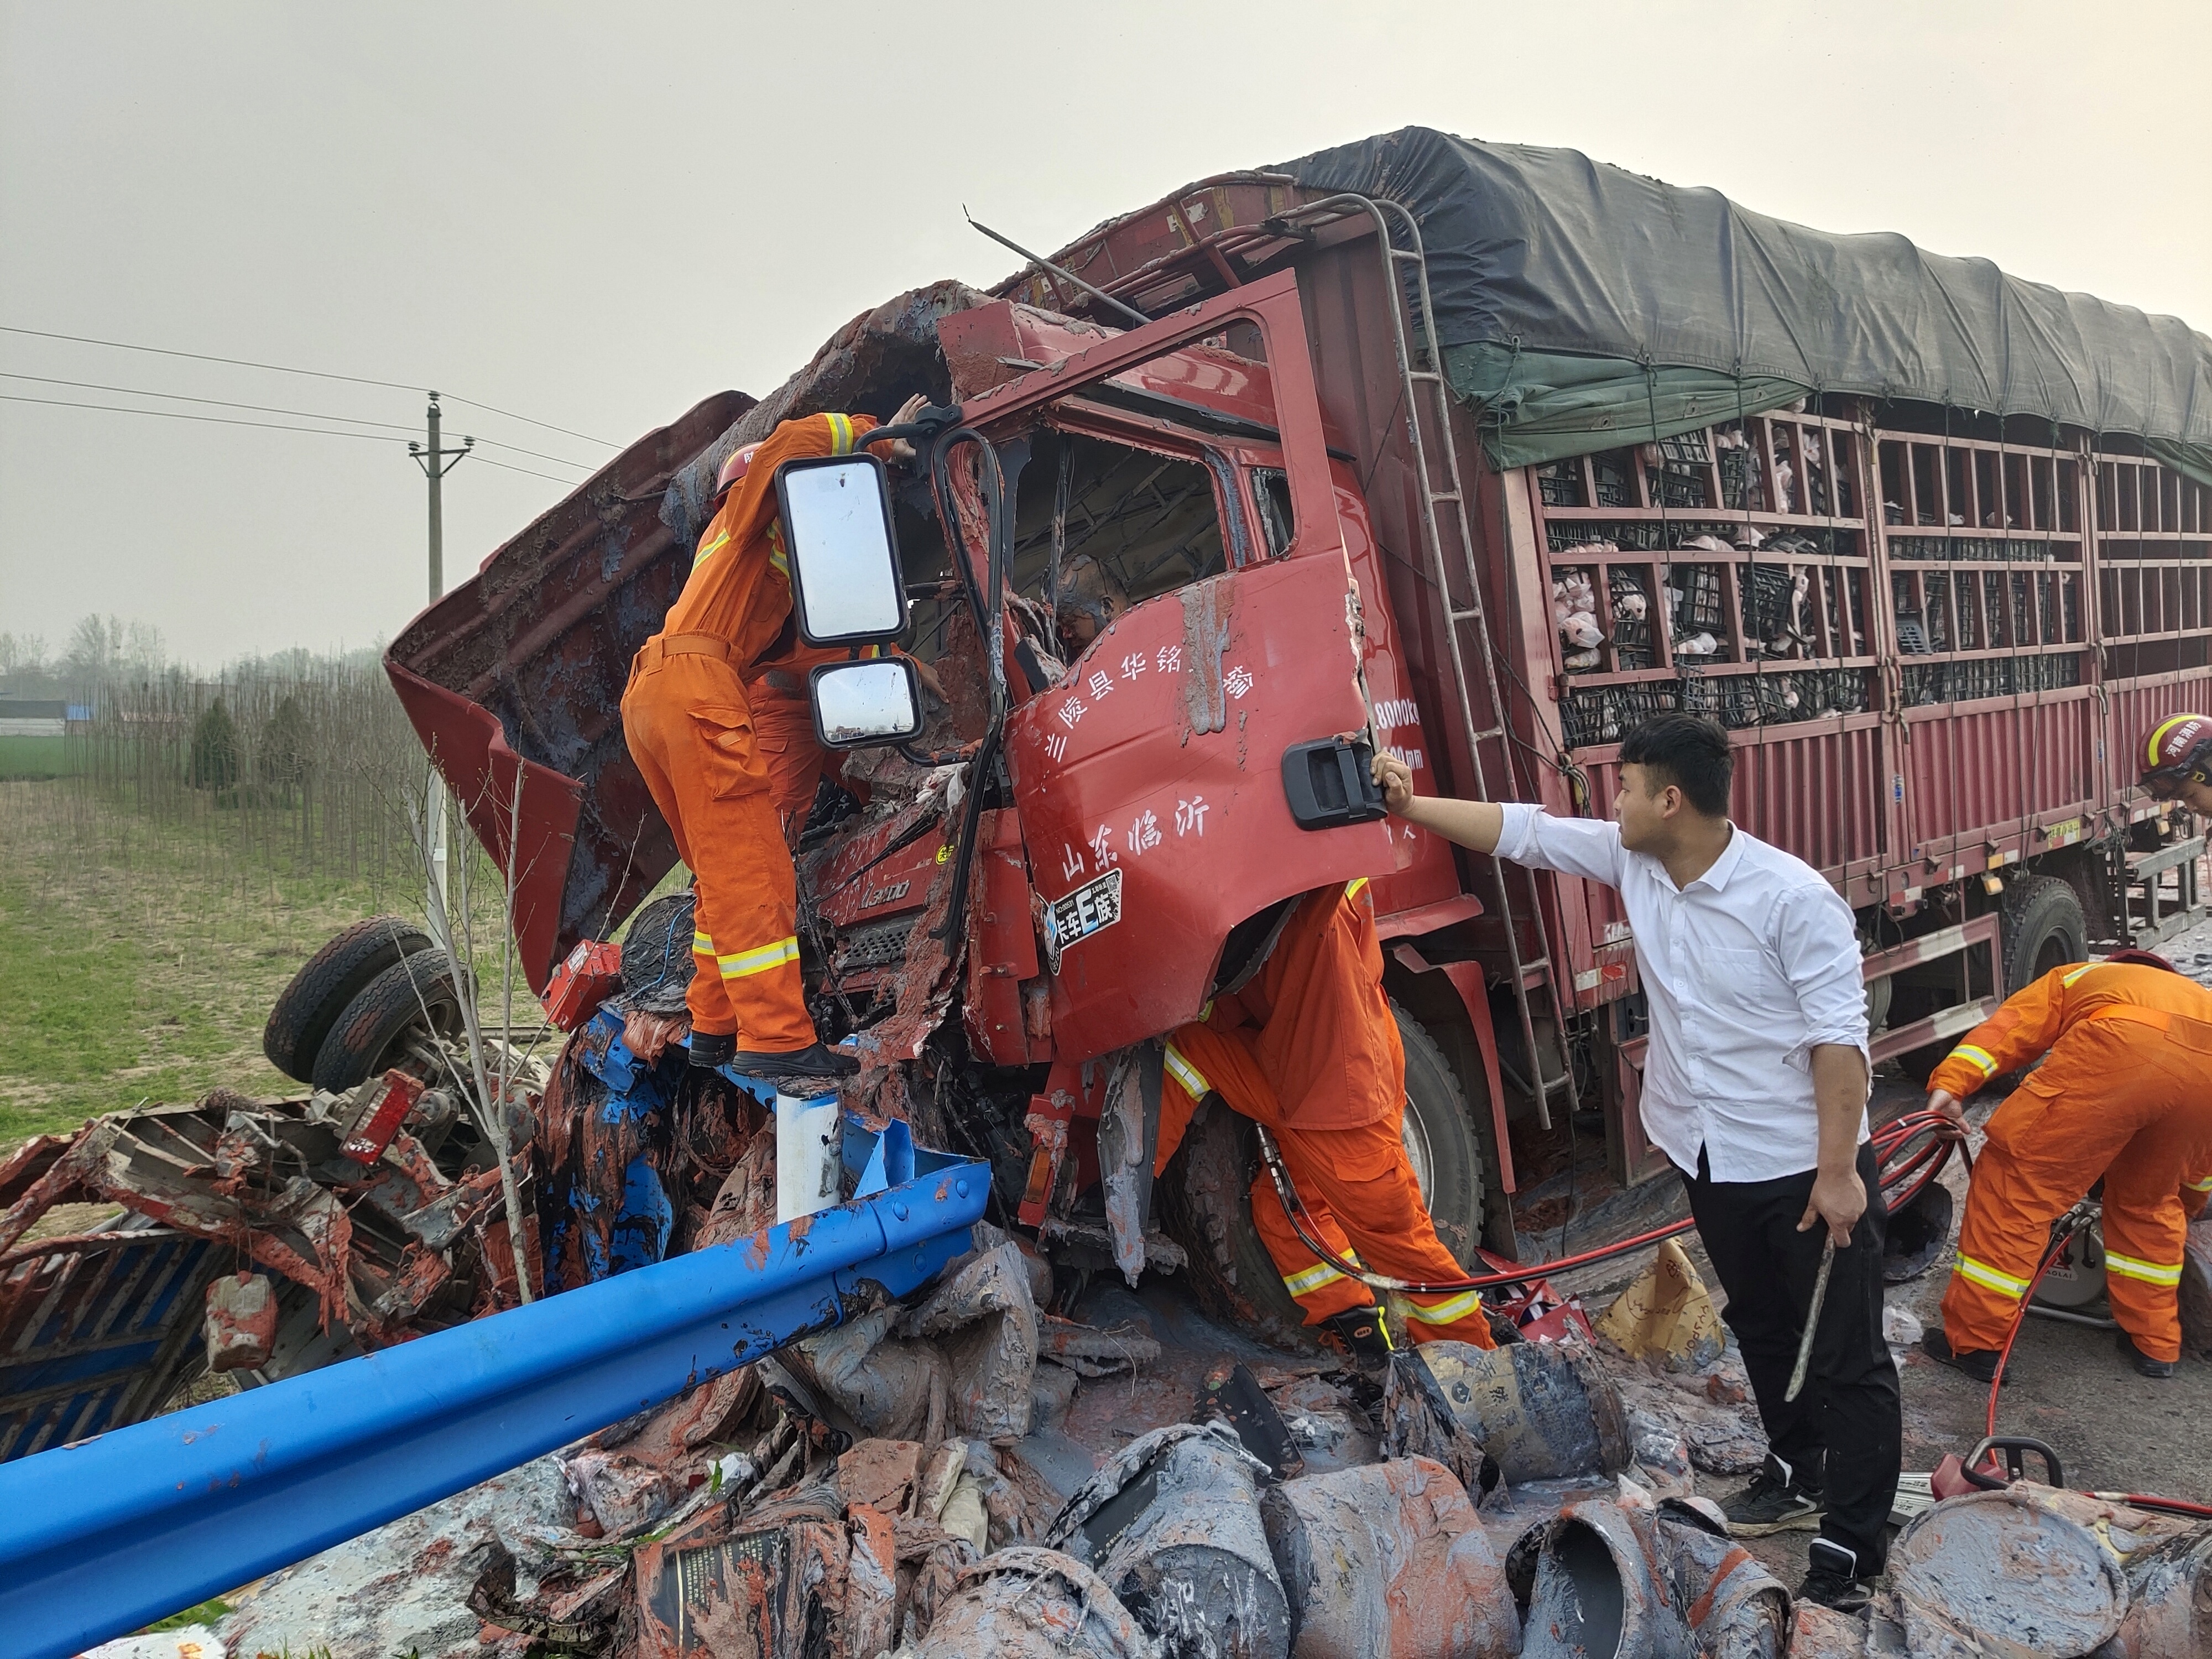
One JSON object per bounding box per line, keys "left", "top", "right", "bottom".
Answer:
{"left": 1984, "top": 1207, "right": 2096, "bottom": 1441}
{"left": 1254, "top": 1107, "right": 1966, "bottom": 1297}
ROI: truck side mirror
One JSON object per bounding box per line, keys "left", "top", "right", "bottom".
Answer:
{"left": 810, "top": 657, "right": 925, "bottom": 749}
{"left": 773, "top": 453, "right": 909, "bottom": 645}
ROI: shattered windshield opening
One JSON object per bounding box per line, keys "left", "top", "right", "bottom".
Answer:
{"left": 1010, "top": 427, "right": 1228, "bottom": 619}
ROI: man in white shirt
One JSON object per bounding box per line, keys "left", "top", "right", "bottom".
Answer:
{"left": 1374, "top": 713, "right": 1896, "bottom": 1613}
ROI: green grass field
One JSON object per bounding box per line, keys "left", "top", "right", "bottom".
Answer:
{"left": 0, "top": 734, "right": 75, "bottom": 780}
{"left": 0, "top": 780, "right": 427, "bottom": 1144}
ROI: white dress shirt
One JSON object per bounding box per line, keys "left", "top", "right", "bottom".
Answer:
{"left": 1495, "top": 805, "right": 1870, "bottom": 1182}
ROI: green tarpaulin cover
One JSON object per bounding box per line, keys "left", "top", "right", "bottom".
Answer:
{"left": 1280, "top": 128, "right": 2212, "bottom": 483}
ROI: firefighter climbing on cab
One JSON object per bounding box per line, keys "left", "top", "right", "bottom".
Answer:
{"left": 1152, "top": 879, "right": 1497, "bottom": 1357}
{"left": 620, "top": 395, "right": 927, "bottom": 1079}
{"left": 1923, "top": 712, "right": 2212, "bottom": 1383}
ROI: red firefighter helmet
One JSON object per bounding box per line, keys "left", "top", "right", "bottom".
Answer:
{"left": 2140, "top": 712, "right": 2212, "bottom": 799}
{"left": 715, "top": 441, "right": 764, "bottom": 497}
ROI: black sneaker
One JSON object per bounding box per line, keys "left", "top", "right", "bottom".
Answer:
{"left": 688, "top": 1030, "right": 736, "bottom": 1070}
{"left": 1323, "top": 1305, "right": 1395, "bottom": 1359}
{"left": 1723, "top": 1455, "right": 1825, "bottom": 1536}
{"left": 2117, "top": 1331, "right": 2177, "bottom": 1379}
{"left": 726, "top": 1041, "right": 860, "bottom": 1081}
{"left": 1922, "top": 1328, "right": 2006, "bottom": 1385}
{"left": 1796, "top": 1537, "right": 1875, "bottom": 1614}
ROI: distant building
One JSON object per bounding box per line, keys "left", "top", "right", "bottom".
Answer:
{"left": 0, "top": 699, "right": 66, "bottom": 738}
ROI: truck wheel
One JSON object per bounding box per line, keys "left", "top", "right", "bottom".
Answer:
{"left": 2001, "top": 876, "right": 2086, "bottom": 994}
{"left": 1889, "top": 878, "right": 2088, "bottom": 1083}
{"left": 263, "top": 916, "right": 433, "bottom": 1083}
{"left": 310, "top": 951, "right": 465, "bottom": 1093}
{"left": 1156, "top": 1000, "right": 1486, "bottom": 1352}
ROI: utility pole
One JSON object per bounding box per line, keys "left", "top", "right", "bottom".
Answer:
{"left": 409, "top": 394, "right": 473, "bottom": 947}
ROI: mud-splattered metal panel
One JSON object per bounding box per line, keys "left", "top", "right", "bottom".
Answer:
{"left": 0, "top": 1225, "right": 216, "bottom": 1462}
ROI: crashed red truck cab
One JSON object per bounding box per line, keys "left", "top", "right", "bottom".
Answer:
{"left": 387, "top": 259, "right": 1509, "bottom": 1338}
{"left": 385, "top": 145, "right": 2212, "bottom": 1335}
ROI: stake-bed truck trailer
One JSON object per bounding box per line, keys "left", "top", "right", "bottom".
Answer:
{"left": 390, "top": 128, "right": 2212, "bottom": 1322}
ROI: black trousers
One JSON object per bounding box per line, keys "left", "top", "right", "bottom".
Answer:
{"left": 1681, "top": 1140, "right": 1901, "bottom": 1573}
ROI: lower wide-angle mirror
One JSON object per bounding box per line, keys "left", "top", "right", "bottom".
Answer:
{"left": 809, "top": 657, "right": 925, "bottom": 749}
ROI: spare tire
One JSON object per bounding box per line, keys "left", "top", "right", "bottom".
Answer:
{"left": 311, "top": 951, "right": 465, "bottom": 1093}
{"left": 1157, "top": 1000, "right": 1486, "bottom": 1352}
{"left": 263, "top": 916, "right": 434, "bottom": 1083}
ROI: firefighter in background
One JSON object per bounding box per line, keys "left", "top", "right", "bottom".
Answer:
{"left": 1922, "top": 948, "right": 2212, "bottom": 1381}
{"left": 1152, "top": 879, "right": 1497, "bottom": 1356}
{"left": 1922, "top": 711, "right": 2212, "bottom": 1380}
{"left": 622, "top": 397, "right": 926, "bottom": 1079}
{"left": 2140, "top": 711, "right": 2212, "bottom": 817}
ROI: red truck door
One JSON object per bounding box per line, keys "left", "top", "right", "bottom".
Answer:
{"left": 968, "top": 273, "right": 1396, "bottom": 1061}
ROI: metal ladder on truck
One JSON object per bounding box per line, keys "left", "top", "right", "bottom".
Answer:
{"left": 1287, "top": 193, "right": 1579, "bottom": 1128}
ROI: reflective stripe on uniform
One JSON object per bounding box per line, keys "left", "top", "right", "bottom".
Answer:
{"left": 695, "top": 529, "right": 732, "bottom": 566}
{"left": 692, "top": 930, "right": 716, "bottom": 957}
{"left": 718, "top": 935, "right": 799, "bottom": 979}
{"left": 767, "top": 521, "right": 789, "bottom": 577}
{"left": 827, "top": 413, "right": 854, "bottom": 455}
{"left": 1347, "top": 877, "right": 1369, "bottom": 900}
{"left": 1954, "top": 1254, "right": 2031, "bottom": 1300}
{"left": 1282, "top": 1261, "right": 1349, "bottom": 1299}
{"left": 2064, "top": 963, "right": 2096, "bottom": 986}
{"left": 2187, "top": 1175, "right": 2212, "bottom": 1193}
{"left": 2104, "top": 1250, "right": 2183, "bottom": 1287}
{"left": 1952, "top": 1044, "right": 2000, "bottom": 1079}
{"left": 1162, "top": 1041, "right": 1209, "bottom": 1102}
{"left": 1407, "top": 1288, "right": 1486, "bottom": 1327}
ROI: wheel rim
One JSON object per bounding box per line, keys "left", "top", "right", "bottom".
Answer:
{"left": 373, "top": 995, "right": 463, "bottom": 1082}
{"left": 2032, "top": 932, "right": 2075, "bottom": 981}
{"left": 1399, "top": 1093, "right": 1435, "bottom": 1209}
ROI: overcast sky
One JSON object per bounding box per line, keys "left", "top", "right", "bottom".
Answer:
{"left": 4, "top": 1, "right": 2207, "bottom": 670}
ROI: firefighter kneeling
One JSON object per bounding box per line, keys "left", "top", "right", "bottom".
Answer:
{"left": 1152, "top": 879, "right": 1496, "bottom": 1357}
{"left": 1922, "top": 953, "right": 2212, "bottom": 1381}
{"left": 1922, "top": 712, "right": 2212, "bottom": 1383}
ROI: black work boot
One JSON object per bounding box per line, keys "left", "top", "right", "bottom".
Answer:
{"left": 1723, "top": 1453, "right": 1826, "bottom": 1536}
{"left": 1796, "top": 1537, "right": 1875, "bottom": 1614}
{"left": 2117, "top": 1331, "right": 2177, "bottom": 1379}
{"left": 1922, "top": 1327, "right": 2006, "bottom": 1385}
{"left": 688, "top": 1030, "right": 736, "bottom": 1070}
{"left": 1323, "top": 1305, "right": 1395, "bottom": 1360}
{"left": 730, "top": 1041, "right": 859, "bottom": 1081}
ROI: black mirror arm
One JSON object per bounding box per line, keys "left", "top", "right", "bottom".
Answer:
{"left": 928, "top": 426, "right": 1014, "bottom": 942}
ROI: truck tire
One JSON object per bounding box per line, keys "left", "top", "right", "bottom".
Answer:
{"left": 310, "top": 951, "right": 464, "bottom": 1093}
{"left": 263, "top": 916, "right": 434, "bottom": 1083}
{"left": 2001, "top": 876, "right": 2086, "bottom": 994}
{"left": 1156, "top": 1000, "right": 1485, "bottom": 1353}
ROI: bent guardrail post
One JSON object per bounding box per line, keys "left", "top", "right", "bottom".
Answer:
{"left": 0, "top": 1131, "right": 987, "bottom": 1659}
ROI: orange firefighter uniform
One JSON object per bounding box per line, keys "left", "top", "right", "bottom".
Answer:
{"left": 1933, "top": 961, "right": 2212, "bottom": 1364}
{"left": 1152, "top": 879, "right": 1495, "bottom": 1347}
{"left": 620, "top": 411, "right": 878, "bottom": 1051}
{"left": 744, "top": 640, "right": 898, "bottom": 843}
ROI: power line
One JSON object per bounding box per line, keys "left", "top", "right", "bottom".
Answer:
{"left": 0, "top": 322, "right": 621, "bottom": 450}
{"left": 1, "top": 372, "right": 593, "bottom": 471}
{"left": 0, "top": 371, "right": 422, "bottom": 432}
{"left": 434, "top": 395, "right": 615, "bottom": 451}
{"left": 0, "top": 392, "right": 409, "bottom": 442}
{"left": 0, "top": 323, "right": 419, "bottom": 393}
{"left": 468, "top": 453, "right": 588, "bottom": 488}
